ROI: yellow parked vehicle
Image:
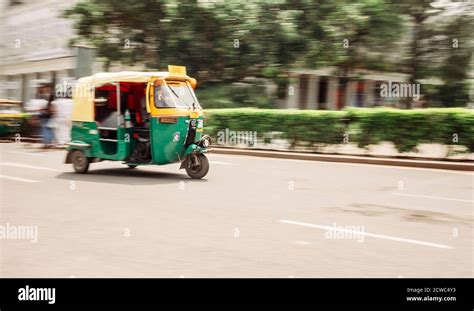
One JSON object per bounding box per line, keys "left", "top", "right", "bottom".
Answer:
{"left": 0, "top": 99, "right": 29, "bottom": 137}
{"left": 66, "top": 66, "right": 211, "bottom": 179}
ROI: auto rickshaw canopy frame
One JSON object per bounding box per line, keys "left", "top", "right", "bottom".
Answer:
{"left": 71, "top": 71, "right": 197, "bottom": 122}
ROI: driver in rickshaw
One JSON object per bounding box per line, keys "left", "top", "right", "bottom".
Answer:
{"left": 129, "top": 85, "right": 151, "bottom": 163}
{"left": 128, "top": 82, "right": 169, "bottom": 163}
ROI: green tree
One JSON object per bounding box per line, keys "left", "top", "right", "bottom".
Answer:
{"left": 64, "top": 0, "right": 170, "bottom": 70}
{"left": 396, "top": 0, "right": 473, "bottom": 107}
{"left": 291, "top": 0, "right": 403, "bottom": 74}
{"left": 64, "top": 0, "right": 471, "bottom": 109}
{"left": 435, "top": 5, "right": 473, "bottom": 107}
{"left": 64, "top": 0, "right": 302, "bottom": 88}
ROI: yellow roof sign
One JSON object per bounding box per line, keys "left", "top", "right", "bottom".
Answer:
{"left": 168, "top": 65, "right": 187, "bottom": 76}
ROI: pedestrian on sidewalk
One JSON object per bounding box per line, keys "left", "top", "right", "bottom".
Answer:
{"left": 38, "top": 83, "right": 56, "bottom": 149}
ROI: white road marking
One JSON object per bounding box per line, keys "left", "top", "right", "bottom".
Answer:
{"left": 293, "top": 240, "right": 312, "bottom": 246}
{"left": 213, "top": 154, "right": 473, "bottom": 175}
{"left": 393, "top": 192, "right": 473, "bottom": 204}
{"left": 8, "top": 151, "right": 44, "bottom": 157}
{"left": 0, "top": 162, "right": 61, "bottom": 172}
{"left": 0, "top": 174, "right": 39, "bottom": 183}
{"left": 279, "top": 219, "right": 453, "bottom": 249}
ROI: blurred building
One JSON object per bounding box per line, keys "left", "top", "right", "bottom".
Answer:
{"left": 286, "top": 67, "right": 410, "bottom": 110}
{"left": 0, "top": 0, "right": 94, "bottom": 102}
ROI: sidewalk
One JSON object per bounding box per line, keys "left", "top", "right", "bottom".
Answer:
{"left": 3, "top": 137, "right": 472, "bottom": 171}
{"left": 211, "top": 147, "right": 474, "bottom": 171}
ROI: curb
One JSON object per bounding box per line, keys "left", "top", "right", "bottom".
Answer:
{"left": 4, "top": 137, "right": 472, "bottom": 171}
{"left": 211, "top": 147, "right": 474, "bottom": 171}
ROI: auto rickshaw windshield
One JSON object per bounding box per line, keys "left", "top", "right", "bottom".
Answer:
{"left": 154, "top": 80, "right": 201, "bottom": 109}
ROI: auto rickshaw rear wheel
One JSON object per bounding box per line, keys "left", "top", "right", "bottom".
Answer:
{"left": 71, "top": 150, "right": 90, "bottom": 174}
{"left": 127, "top": 164, "right": 137, "bottom": 169}
{"left": 185, "top": 153, "right": 209, "bottom": 179}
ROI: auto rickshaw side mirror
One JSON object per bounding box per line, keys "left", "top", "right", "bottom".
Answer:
{"left": 188, "top": 78, "right": 197, "bottom": 89}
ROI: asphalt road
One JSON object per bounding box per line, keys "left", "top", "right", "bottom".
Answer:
{"left": 0, "top": 142, "right": 472, "bottom": 277}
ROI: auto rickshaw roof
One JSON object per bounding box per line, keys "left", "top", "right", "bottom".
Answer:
{"left": 0, "top": 99, "right": 22, "bottom": 104}
{"left": 76, "top": 71, "right": 190, "bottom": 86}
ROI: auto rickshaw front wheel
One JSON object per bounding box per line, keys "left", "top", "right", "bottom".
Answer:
{"left": 185, "top": 153, "right": 209, "bottom": 179}
{"left": 71, "top": 150, "right": 90, "bottom": 174}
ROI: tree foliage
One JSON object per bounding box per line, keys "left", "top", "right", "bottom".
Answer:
{"left": 64, "top": 0, "right": 473, "bottom": 107}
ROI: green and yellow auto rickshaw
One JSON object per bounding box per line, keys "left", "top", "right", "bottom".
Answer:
{"left": 65, "top": 66, "right": 211, "bottom": 179}
{"left": 0, "top": 99, "right": 29, "bottom": 137}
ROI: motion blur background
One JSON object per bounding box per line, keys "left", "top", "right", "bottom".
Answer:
{"left": 0, "top": 0, "right": 473, "bottom": 279}
{"left": 0, "top": 0, "right": 472, "bottom": 109}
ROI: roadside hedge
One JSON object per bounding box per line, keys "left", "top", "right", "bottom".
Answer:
{"left": 204, "top": 108, "right": 474, "bottom": 153}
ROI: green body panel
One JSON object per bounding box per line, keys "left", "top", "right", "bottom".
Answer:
{"left": 183, "top": 144, "right": 208, "bottom": 157}
{"left": 149, "top": 116, "right": 203, "bottom": 165}
{"left": 69, "top": 121, "right": 132, "bottom": 160}
{"left": 0, "top": 114, "right": 29, "bottom": 136}
{"left": 69, "top": 116, "right": 205, "bottom": 165}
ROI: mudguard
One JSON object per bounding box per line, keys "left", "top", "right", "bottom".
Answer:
{"left": 179, "top": 144, "right": 208, "bottom": 169}
{"left": 183, "top": 144, "right": 208, "bottom": 157}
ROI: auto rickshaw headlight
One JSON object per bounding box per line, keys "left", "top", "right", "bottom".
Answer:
{"left": 199, "top": 135, "right": 211, "bottom": 148}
